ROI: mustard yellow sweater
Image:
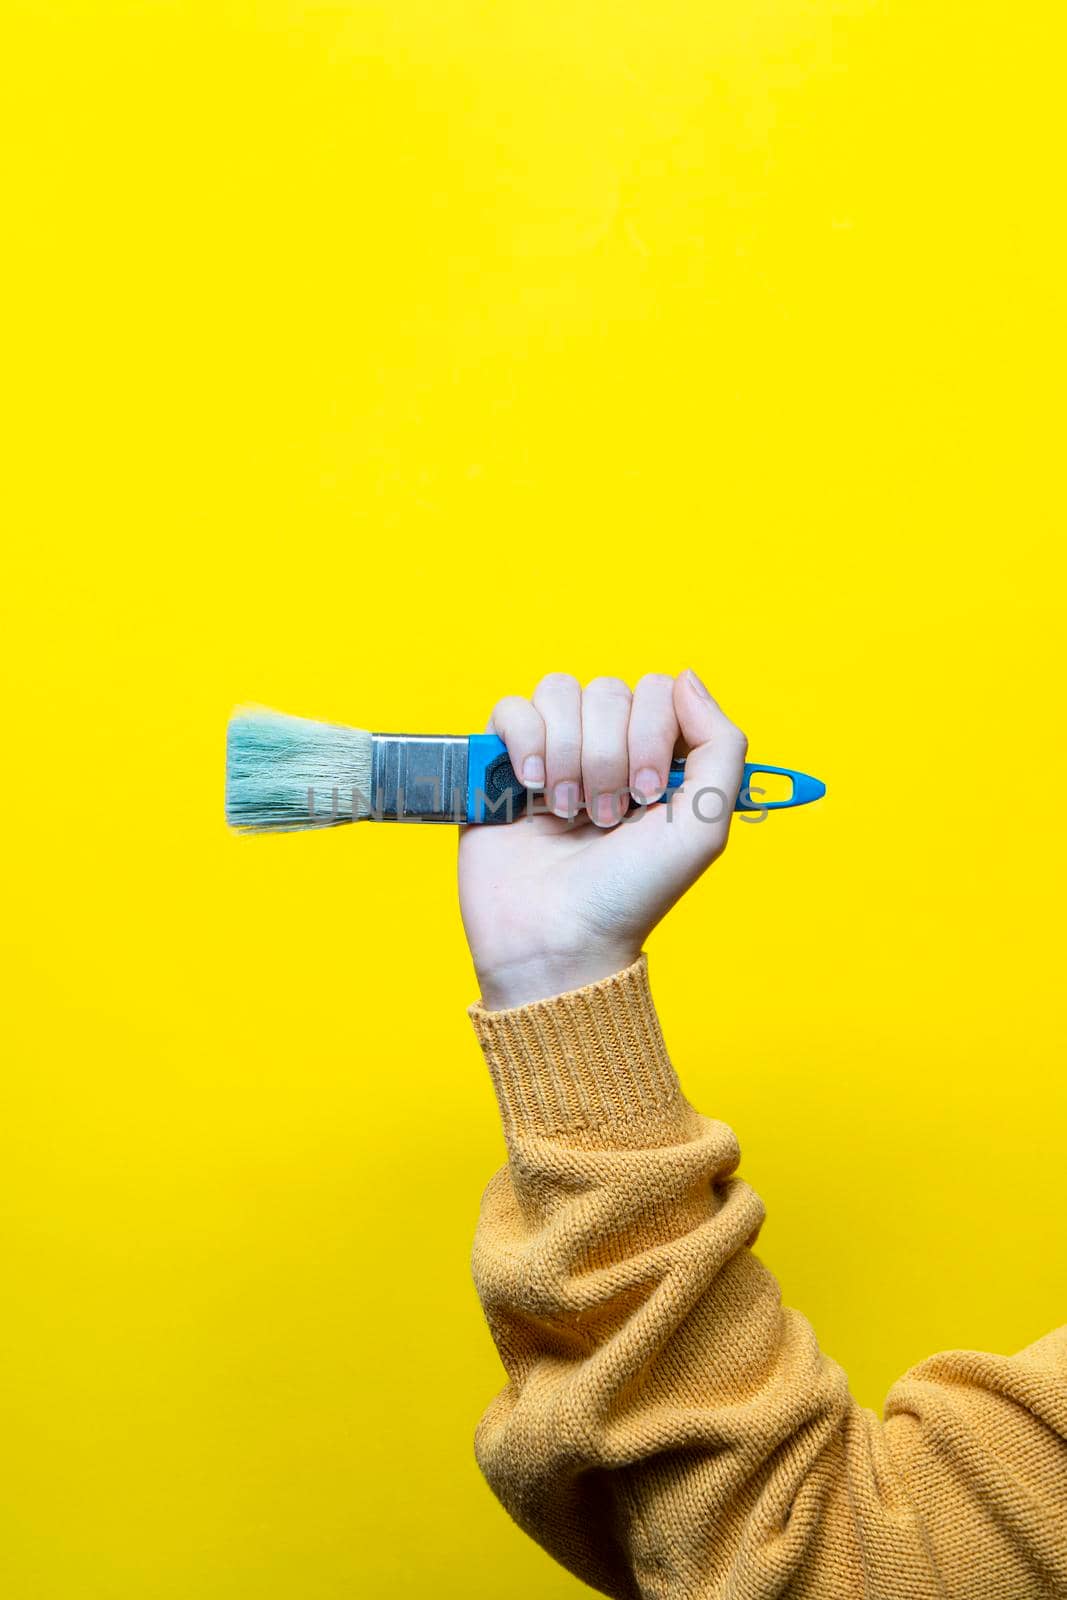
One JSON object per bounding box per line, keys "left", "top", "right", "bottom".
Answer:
{"left": 467, "top": 956, "right": 1067, "bottom": 1600}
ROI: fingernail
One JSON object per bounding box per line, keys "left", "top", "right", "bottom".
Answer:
{"left": 686, "top": 668, "right": 712, "bottom": 701}
{"left": 552, "top": 781, "right": 581, "bottom": 818}
{"left": 521, "top": 756, "right": 545, "bottom": 787}
{"left": 633, "top": 767, "right": 662, "bottom": 802}
{"left": 593, "top": 792, "right": 619, "bottom": 826}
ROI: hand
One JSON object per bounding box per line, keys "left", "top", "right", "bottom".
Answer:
{"left": 458, "top": 669, "right": 748, "bottom": 1009}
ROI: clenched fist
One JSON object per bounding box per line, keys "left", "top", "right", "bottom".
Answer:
{"left": 458, "top": 669, "right": 748, "bottom": 1009}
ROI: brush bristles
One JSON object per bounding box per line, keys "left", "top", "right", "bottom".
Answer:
{"left": 225, "top": 708, "right": 374, "bottom": 833}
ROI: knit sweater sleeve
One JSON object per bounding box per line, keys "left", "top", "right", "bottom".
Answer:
{"left": 466, "top": 955, "right": 1067, "bottom": 1600}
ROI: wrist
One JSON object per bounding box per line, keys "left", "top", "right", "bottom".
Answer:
{"left": 475, "top": 944, "right": 640, "bottom": 1011}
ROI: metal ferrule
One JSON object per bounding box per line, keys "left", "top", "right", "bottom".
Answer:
{"left": 370, "top": 734, "right": 469, "bottom": 822}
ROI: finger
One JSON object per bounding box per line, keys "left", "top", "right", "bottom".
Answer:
{"left": 668, "top": 668, "right": 748, "bottom": 864}
{"left": 581, "top": 676, "right": 632, "bottom": 827}
{"left": 488, "top": 696, "right": 546, "bottom": 788}
{"left": 627, "top": 672, "right": 679, "bottom": 804}
{"left": 532, "top": 673, "right": 583, "bottom": 818}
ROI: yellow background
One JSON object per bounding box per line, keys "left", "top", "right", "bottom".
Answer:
{"left": 2, "top": 2, "right": 1064, "bottom": 1595}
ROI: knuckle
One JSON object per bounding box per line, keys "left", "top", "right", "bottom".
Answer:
{"left": 492, "top": 694, "right": 523, "bottom": 721}
{"left": 635, "top": 671, "right": 674, "bottom": 695}
{"left": 584, "top": 675, "right": 631, "bottom": 699}
{"left": 536, "top": 671, "right": 581, "bottom": 699}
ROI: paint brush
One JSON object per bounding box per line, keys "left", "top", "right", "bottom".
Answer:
{"left": 224, "top": 706, "right": 826, "bottom": 833}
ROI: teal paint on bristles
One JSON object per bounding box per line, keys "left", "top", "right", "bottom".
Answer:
{"left": 225, "top": 707, "right": 373, "bottom": 833}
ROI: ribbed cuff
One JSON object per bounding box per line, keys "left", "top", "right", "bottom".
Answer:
{"left": 468, "top": 955, "right": 691, "bottom": 1144}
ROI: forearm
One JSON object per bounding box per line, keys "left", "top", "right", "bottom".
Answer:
{"left": 468, "top": 958, "right": 859, "bottom": 1596}
{"left": 471, "top": 954, "right": 685, "bottom": 1139}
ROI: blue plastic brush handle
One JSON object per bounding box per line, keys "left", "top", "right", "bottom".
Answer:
{"left": 466, "top": 734, "right": 826, "bottom": 824}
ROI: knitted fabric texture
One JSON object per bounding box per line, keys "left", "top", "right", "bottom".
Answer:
{"left": 467, "top": 955, "right": 1067, "bottom": 1599}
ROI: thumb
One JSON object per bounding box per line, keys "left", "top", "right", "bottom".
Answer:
{"left": 668, "top": 669, "right": 748, "bottom": 866}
